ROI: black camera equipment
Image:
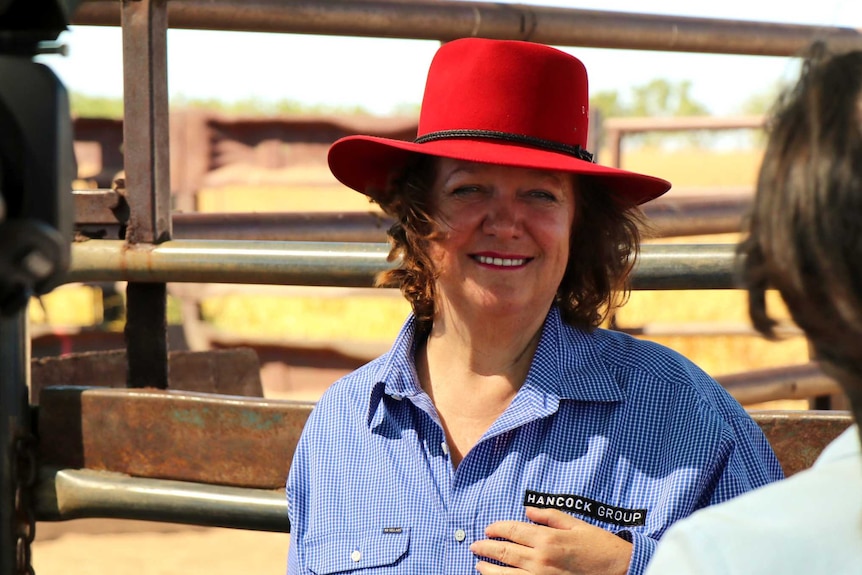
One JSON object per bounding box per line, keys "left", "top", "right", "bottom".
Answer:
{"left": 0, "top": 0, "right": 80, "bottom": 316}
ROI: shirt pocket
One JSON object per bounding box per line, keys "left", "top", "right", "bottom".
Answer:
{"left": 306, "top": 528, "right": 411, "bottom": 574}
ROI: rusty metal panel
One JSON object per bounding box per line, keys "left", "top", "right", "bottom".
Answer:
{"left": 36, "top": 387, "right": 853, "bottom": 490}
{"left": 31, "top": 348, "right": 264, "bottom": 404}
{"left": 750, "top": 410, "right": 853, "bottom": 477}
{"left": 38, "top": 387, "right": 314, "bottom": 489}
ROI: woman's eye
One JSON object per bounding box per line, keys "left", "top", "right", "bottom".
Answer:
{"left": 451, "top": 185, "right": 481, "bottom": 197}
{"left": 528, "top": 189, "right": 558, "bottom": 202}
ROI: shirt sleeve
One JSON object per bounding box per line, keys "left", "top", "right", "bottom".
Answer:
{"left": 709, "top": 415, "right": 784, "bottom": 506}
{"left": 286, "top": 408, "right": 315, "bottom": 574}
{"left": 620, "top": 530, "right": 657, "bottom": 575}
{"left": 286, "top": 464, "right": 306, "bottom": 573}
{"left": 631, "top": 407, "right": 781, "bottom": 575}
{"left": 635, "top": 413, "right": 781, "bottom": 575}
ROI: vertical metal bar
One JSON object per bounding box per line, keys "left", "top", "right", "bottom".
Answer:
{"left": 808, "top": 340, "right": 849, "bottom": 410}
{"left": 121, "top": 0, "right": 172, "bottom": 389}
{"left": 606, "top": 128, "right": 623, "bottom": 169}
{"left": 0, "top": 311, "right": 28, "bottom": 575}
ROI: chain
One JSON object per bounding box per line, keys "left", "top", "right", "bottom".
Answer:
{"left": 13, "top": 435, "right": 37, "bottom": 575}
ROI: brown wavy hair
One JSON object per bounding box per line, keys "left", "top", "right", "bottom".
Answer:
{"left": 738, "top": 43, "right": 862, "bottom": 416}
{"left": 369, "top": 154, "right": 645, "bottom": 335}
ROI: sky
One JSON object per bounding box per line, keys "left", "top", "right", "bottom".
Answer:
{"left": 40, "top": 0, "right": 862, "bottom": 117}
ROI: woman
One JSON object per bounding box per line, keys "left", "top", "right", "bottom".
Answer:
{"left": 644, "top": 44, "right": 862, "bottom": 575}
{"left": 286, "top": 38, "right": 782, "bottom": 575}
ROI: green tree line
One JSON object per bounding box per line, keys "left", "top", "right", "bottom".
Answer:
{"left": 72, "top": 78, "right": 781, "bottom": 120}
{"left": 69, "top": 93, "right": 378, "bottom": 120}
{"left": 71, "top": 78, "right": 783, "bottom": 149}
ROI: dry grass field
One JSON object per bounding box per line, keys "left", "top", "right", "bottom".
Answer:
{"left": 28, "top": 145, "right": 816, "bottom": 575}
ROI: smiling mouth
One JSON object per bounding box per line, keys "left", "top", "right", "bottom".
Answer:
{"left": 473, "top": 255, "right": 530, "bottom": 267}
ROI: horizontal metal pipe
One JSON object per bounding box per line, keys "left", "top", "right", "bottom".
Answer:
{"left": 642, "top": 193, "right": 751, "bottom": 238}
{"left": 73, "top": 0, "right": 862, "bottom": 57}
{"left": 65, "top": 239, "right": 392, "bottom": 287}
{"left": 171, "top": 211, "right": 393, "bottom": 242}
{"left": 75, "top": 194, "right": 752, "bottom": 241}
{"left": 717, "top": 363, "right": 841, "bottom": 406}
{"left": 64, "top": 239, "right": 739, "bottom": 289}
{"left": 35, "top": 468, "right": 289, "bottom": 532}
{"left": 630, "top": 243, "right": 737, "bottom": 290}
{"left": 170, "top": 199, "right": 749, "bottom": 239}
{"left": 621, "top": 321, "right": 802, "bottom": 338}
{"left": 603, "top": 116, "right": 765, "bottom": 133}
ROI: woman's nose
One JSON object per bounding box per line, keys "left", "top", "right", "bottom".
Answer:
{"left": 482, "top": 200, "right": 522, "bottom": 237}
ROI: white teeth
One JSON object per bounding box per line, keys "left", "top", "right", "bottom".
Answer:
{"left": 476, "top": 255, "right": 527, "bottom": 267}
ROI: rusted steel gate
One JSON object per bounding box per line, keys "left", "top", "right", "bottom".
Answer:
{"left": 4, "top": 1, "right": 862, "bottom": 573}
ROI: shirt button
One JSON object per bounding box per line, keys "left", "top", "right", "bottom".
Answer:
{"left": 441, "top": 442, "right": 449, "bottom": 455}
{"left": 351, "top": 550, "right": 361, "bottom": 562}
{"left": 391, "top": 394, "right": 402, "bottom": 401}
{"left": 454, "top": 529, "right": 466, "bottom": 542}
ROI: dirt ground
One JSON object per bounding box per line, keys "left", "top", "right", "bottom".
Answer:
{"left": 32, "top": 519, "right": 291, "bottom": 575}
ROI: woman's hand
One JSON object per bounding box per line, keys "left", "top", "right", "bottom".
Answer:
{"left": 469, "top": 507, "right": 632, "bottom": 575}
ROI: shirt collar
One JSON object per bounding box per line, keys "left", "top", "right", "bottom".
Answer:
{"left": 366, "top": 306, "right": 624, "bottom": 426}
{"left": 365, "top": 315, "right": 424, "bottom": 426}
{"left": 524, "top": 307, "right": 624, "bottom": 402}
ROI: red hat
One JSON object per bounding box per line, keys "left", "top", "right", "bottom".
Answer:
{"left": 328, "top": 38, "right": 671, "bottom": 205}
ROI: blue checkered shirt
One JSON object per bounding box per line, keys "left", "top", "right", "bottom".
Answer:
{"left": 286, "top": 307, "right": 783, "bottom": 575}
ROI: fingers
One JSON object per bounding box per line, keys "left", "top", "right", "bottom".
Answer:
{"left": 472, "top": 511, "right": 633, "bottom": 575}
{"left": 479, "top": 509, "right": 584, "bottom": 551}
{"left": 474, "top": 559, "right": 530, "bottom": 575}
{"left": 470, "top": 538, "right": 529, "bottom": 571}
{"left": 471, "top": 517, "right": 566, "bottom": 572}
{"left": 483, "top": 519, "right": 538, "bottom": 547}
{"left": 525, "top": 506, "right": 583, "bottom": 530}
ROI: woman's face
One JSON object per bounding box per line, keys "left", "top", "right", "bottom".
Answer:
{"left": 427, "top": 158, "right": 577, "bottom": 321}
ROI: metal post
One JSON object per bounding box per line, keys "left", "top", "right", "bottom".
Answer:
{"left": 0, "top": 311, "right": 31, "bottom": 575}
{"left": 121, "top": 0, "right": 172, "bottom": 389}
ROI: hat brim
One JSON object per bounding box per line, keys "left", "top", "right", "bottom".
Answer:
{"left": 328, "top": 135, "right": 671, "bottom": 206}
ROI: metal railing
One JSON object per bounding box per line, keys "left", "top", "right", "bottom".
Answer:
{"left": 73, "top": 0, "right": 862, "bottom": 56}
{"left": 65, "top": 240, "right": 740, "bottom": 290}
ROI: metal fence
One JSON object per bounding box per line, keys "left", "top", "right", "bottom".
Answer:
{"left": 4, "top": 1, "right": 862, "bottom": 573}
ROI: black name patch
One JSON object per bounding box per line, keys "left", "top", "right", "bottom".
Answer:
{"left": 523, "top": 490, "right": 647, "bottom": 527}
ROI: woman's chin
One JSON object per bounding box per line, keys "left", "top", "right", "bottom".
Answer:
{"left": 470, "top": 294, "right": 544, "bottom": 318}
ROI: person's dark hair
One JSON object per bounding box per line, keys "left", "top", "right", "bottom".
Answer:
{"left": 371, "top": 154, "right": 644, "bottom": 334}
{"left": 738, "top": 43, "right": 862, "bottom": 417}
